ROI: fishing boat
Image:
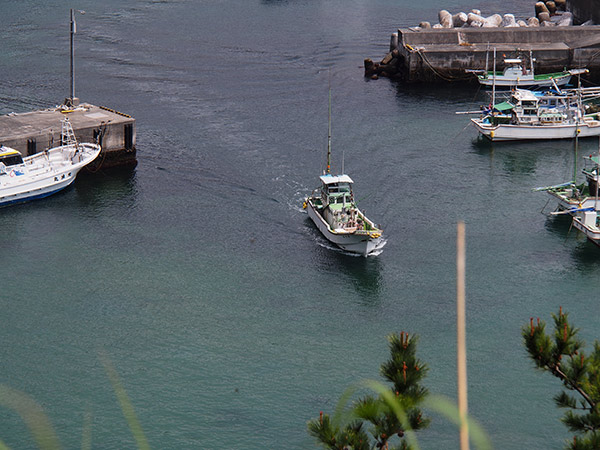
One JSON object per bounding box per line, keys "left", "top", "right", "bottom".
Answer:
{"left": 572, "top": 208, "right": 600, "bottom": 246}
{"left": 303, "top": 92, "right": 385, "bottom": 256}
{"left": 474, "top": 57, "right": 587, "bottom": 89}
{"left": 572, "top": 152, "right": 600, "bottom": 245}
{"left": 0, "top": 118, "right": 101, "bottom": 207}
{"left": 471, "top": 88, "right": 600, "bottom": 141}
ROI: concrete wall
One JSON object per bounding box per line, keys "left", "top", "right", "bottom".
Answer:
{"left": 393, "top": 26, "right": 600, "bottom": 83}
{"left": 399, "top": 26, "right": 600, "bottom": 46}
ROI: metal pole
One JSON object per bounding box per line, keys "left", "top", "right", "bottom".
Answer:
{"left": 70, "top": 8, "right": 75, "bottom": 102}
{"left": 457, "top": 221, "right": 469, "bottom": 450}
{"left": 492, "top": 48, "right": 496, "bottom": 108}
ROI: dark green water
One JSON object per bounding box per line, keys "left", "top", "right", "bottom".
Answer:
{"left": 1, "top": 1, "right": 600, "bottom": 448}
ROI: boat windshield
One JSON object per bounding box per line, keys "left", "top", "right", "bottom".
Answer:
{"left": 0, "top": 153, "right": 24, "bottom": 166}
{"left": 327, "top": 183, "right": 351, "bottom": 194}
{"left": 329, "top": 193, "right": 352, "bottom": 205}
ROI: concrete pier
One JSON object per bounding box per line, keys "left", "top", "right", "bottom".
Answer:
{"left": 0, "top": 103, "right": 137, "bottom": 171}
{"left": 365, "top": 26, "right": 600, "bottom": 83}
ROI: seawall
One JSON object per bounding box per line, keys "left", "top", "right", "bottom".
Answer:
{"left": 365, "top": 26, "right": 600, "bottom": 83}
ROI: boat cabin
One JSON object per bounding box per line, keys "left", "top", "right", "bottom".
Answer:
{"left": 319, "top": 174, "right": 354, "bottom": 210}
{"left": 0, "top": 147, "right": 24, "bottom": 169}
{"left": 511, "top": 89, "right": 540, "bottom": 124}
{"left": 502, "top": 58, "right": 532, "bottom": 79}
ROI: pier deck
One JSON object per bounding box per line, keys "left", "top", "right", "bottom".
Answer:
{"left": 0, "top": 103, "right": 136, "bottom": 170}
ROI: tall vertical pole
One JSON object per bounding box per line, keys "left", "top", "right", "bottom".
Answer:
{"left": 70, "top": 8, "right": 75, "bottom": 102}
{"left": 457, "top": 221, "right": 469, "bottom": 450}
{"left": 326, "top": 87, "right": 331, "bottom": 174}
{"left": 492, "top": 48, "right": 496, "bottom": 108}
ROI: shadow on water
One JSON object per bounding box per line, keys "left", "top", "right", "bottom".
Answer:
{"left": 471, "top": 135, "right": 575, "bottom": 175}
{"left": 544, "top": 214, "right": 573, "bottom": 239}
{"left": 73, "top": 167, "right": 138, "bottom": 210}
{"left": 305, "top": 218, "right": 383, "bottom": 303}
{"left": 570, "top": 239, "right": 600, "bottom": 272}
{"left": 393, "top": 81, "right": 485, "bottom": 107}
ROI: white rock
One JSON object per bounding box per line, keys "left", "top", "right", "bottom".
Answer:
{"left": 452, "top": 12, "right": 468, "bottom": 27}
{"left": 502, "top": 14, "right": 518, "bottom": 27}
{"left": 439, "top": 10, "right": 453, "bottom": 28}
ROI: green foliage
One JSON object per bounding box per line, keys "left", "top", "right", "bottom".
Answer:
{"left": 523, "top": 308, "right": 600, "bottom": 449}
{"left": 307, "top": 414, "right": 370, "bottom": 450}
{"left": 308, "top": 332, "right": 429, "bottom": 450}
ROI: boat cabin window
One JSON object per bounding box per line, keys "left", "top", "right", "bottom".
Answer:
{"left": 329, "top": 193, "right": 352, "bottom": 205}
{"left": 0, "top": 153, "right": 24, "bottom": 167}
{"left": 325, "top": 182, "right": 351, "bottom": 194}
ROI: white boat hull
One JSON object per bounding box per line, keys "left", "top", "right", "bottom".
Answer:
{"left": 305, "top": 199, "right": 385, "bottom": 256}
{"left": 0, "top": 143, "right": 101, "bottom": 207}
{"left": 471, "top": 118, "right": 600, "bottom": 141}
{"left": 573, "top": 213, "right": 600, "bottom": 245}
{"left": 478, "top": 74, "right": 571, "bottom": 88}
{"left": 548, "top": 191, "right": 599, "bottom": 212}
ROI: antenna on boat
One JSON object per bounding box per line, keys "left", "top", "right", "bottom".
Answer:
{"left": 326, "top": 81, "right": 332, "bottom": 174}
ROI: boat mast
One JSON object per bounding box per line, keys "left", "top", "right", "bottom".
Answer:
{"left": 326, "top": 87, "right": 332, "bottom": 174}
{"left": 596, "top": 138, "right": 599, "bottom": 211}
{"left": 492, "top": 48, "right": 496, "bottom": 107}
{"left": 529, "top": 49, "right": 534, "bottom": 75}
{"left": 574, "top": 75, "right": 582, "bottom": 183}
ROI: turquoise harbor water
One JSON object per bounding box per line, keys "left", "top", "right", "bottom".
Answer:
{"left": 2, "top": 1, "right": 600, "bottom": 449}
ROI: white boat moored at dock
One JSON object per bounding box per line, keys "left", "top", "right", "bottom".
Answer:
{"left": 0, "top": 118, "right": 101, "bottom": 207}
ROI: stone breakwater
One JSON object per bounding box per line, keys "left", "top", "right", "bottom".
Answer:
{"left": 363, "top": 2, "right": 600, "bottom": 83}
{"left": 420, "top": 0, "right": 579, "bottom": 30}
{"left": 363, "top": 25, "right": 600, "bottom": 83}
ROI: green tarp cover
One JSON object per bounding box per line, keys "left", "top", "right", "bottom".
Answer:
{"left": 493, "top": 101, "right": 513, "bottom": 112}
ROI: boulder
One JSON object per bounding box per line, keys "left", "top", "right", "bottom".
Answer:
{"left": 439, "top": 10, "right": 453, "bottom": 27}
{"left": 502, "top": 14, "right": 518, "bottom": 27}
{"left": 535, "top": 2, "right": 549, "bottom": 15}
{"left": 546, "top": 1, "right": 557, "bottom": 14}
{"left": 452, "top": 12, "right": 468, "bottom": 27}
{"left": 433, "top": 23, "right": 443, "bottom": 28}
{"left": 390, "top": 32, "right": 399, "bottom": 51}
{"left": 467, "top": 12, "right": 486, "bottom": 27}
{"left": 541, "top": 19, "right": 555, "bottom": 26}
{"left": 381, "top": 52, "right": 393, "bottom": 65}
{"left": 419, "top": 21, "right": 431, "bottom": 28}
{"left": 471, "top": 9, "right": 481, "bottom": 15}
{"left": 554, "top": 0, "right": 566, "bottom": 10}
{"left": 538, "top": 11, "right": 551, "bottom": 22}
{"left": 527, "top": 17, "right": 540, "bottom": 26}
{"left": 483, "top": 14, "right": 502, "bottom": 27}
{"left": 517, "top": 19, "right": 528, "bottom": 27}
